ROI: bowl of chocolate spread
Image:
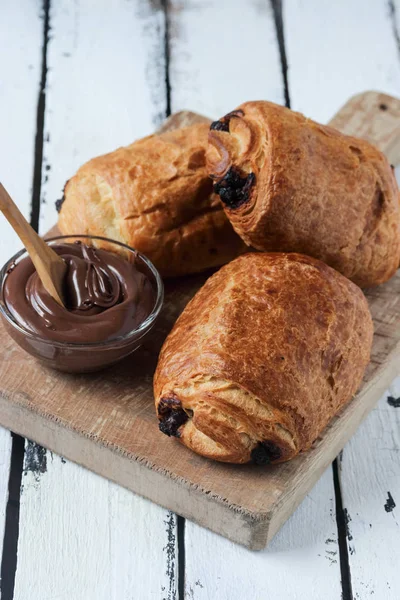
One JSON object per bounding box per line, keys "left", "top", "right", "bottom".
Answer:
{"left": 0, "top": 235, "right": 164, "bottom": 373}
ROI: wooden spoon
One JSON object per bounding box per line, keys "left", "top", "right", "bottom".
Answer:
{"left": 0, "top": 182, "right": 66, "bottom": 307}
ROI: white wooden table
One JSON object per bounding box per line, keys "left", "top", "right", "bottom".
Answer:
{"left": 0, "top": 1, "right": 399, "bottom": 598}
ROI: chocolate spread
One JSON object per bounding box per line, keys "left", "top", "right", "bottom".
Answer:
{"left": 4, "top": 242, "right": 155, "bottom": 344}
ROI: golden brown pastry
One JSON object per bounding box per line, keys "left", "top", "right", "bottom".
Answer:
{"left": 57, "top": 123, "right": 245, "bottom": 277}
{"left": 154, "top": 252, "right": 373, "bottom": 464}
{"left": 206, "top": 101, "right": 400, "bottom": 288}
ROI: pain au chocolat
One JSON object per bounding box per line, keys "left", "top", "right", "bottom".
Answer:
{"left": 207, "top": 101, "right": 400, "bottom": 288}
{"left": 58, "top": 122, "right": 245, "bottom": 277}
{"left": 154, "top": 252, "right": 373, "bottom": 464}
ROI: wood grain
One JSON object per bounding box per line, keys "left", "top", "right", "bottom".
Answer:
{"left": 338, "top": 379, "right": 400, "bottom": 600}
{"left": 38, "top": 0, "right": 167, "bottom": 235}
{"left": 284, "top": 0, "right": 400, "bottom": 124}
{"left": 0, "top": 2, "right": 43, "bottom": 257}
{"left": 0, "top": 427, "right": 12, "bottom": 561}
{"left": 167, "top": 0, "right": 284, "bottom": 115}
{"left": 14, "top": 452, "right": 179, "bottom": 600}
{"left": 183, "top": 469, "right": 341, "bottom": 600}
{"left": 0, "top": 0, "right": 44, "bottom": 563}
{"left": 329, "top": 92, "right": 400, "bottom": 166}
{"left": 1, "top": 93, "right": 399, "bottom": 550}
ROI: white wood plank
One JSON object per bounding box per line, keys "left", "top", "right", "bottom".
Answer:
{"left": 0, "top": 0, "right": 43, "bottom": 563}
{"left": 184, "top": 468, "right": 341, "bottom": 600}
{"left": 168, "top": 0, "right": 341, "bottom": 595}
{"left": 338, "top": 379, "right": 400, "bottom": 600}
{"left": 15, "top": 1, "right": 178, "bottom": 597}
{"left": 168, "top": 0, "right": 284, "bottom": 117}
{"left": 39, "top": 0, "right": 167, "bottom": 233}
{"left": 285, "top": 2, "right": 400, "bottom": 597}
{"left": 0, "top": 0, "right": 43, "bottom": 254}
{"left": 284, "top": 0, "right": 400, "bottom": 123}
{"left": 14, "top": 454, "right": 178, "bottom": 600}
{"left": 0, "top": 427, "right": 12, "bottom": 558}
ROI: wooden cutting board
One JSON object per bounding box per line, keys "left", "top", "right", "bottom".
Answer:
{"left": 0, "top": 91, "right": 399, "bottom": 550}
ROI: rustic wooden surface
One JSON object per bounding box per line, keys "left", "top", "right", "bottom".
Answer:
{"left": 0, "top": 91, "right": 399, "bottom": 551}
{"left": 0, "top": 3, "right": 43, "bottom": 599}
{"left": 1, "top": 1, "right": 400, "bottom": 599}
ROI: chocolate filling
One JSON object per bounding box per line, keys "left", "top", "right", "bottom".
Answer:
{"left": 158, "top": 396, "right": 189, "bottom": 438}
{"left": 251, "top": 441, "right": 282, "bottom": 465}
{"left": 4, "top": 242, "right": 155, "bottom": 344}
{"left": 214, "top": 168, "right": 256, "bottom": 209}
{"left": 210, "top": 109, "right": 244, "bottom": 133}
{"left": 210, "top": 120, "right": 230, "bottom": 132}
{"left": 55, "top": 180, "right": 69, "bottom": 213}
{"left": 55, "top": 197, "right": 64, "bottom": 213}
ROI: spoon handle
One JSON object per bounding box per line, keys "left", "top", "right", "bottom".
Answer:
{"left": 0, "top": 182, "right": 66, "bottom": 307}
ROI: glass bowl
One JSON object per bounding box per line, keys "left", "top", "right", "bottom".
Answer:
{"left": 0, "top": 235, "right": 164, "bottom": 373}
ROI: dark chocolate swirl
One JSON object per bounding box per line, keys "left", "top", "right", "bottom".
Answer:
{"left": 4, "top": 242, "right": 155, "bottom": 344}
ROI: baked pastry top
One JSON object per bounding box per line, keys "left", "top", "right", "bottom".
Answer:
{"left": 207, "top": 101, "right": 400, "bottom": 288}
{"left": 154, "top": 252, "right": 373, "bottom": 464}
{"left": 58, "top": 122, "right": 245, "bottom": 277}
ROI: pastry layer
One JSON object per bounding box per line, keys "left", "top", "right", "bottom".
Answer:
{"left": 58, "top": 123, "right": 245, "bottom": 277}
{"left": 154, "top": 252, "right": 373, "bottom": 464}
{"left": 207, "top": 101, "right": 400, "bottom": 288}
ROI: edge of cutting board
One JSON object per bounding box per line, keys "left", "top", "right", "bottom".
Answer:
{"left": 0, "top": 336, "right": 398, "bottom": 550}
{"left": 1, "top": 90, "right": 400, "bottom": 549}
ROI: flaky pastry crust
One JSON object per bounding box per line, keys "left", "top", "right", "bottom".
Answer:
{"left": 154, "top": 253, "right": 373, "bottom": 464}
{"left": 58, "top": 123, "right": 245, "bottom": 277}
{"left": 207, "top": 101, "right": 400, "bottom": 288}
